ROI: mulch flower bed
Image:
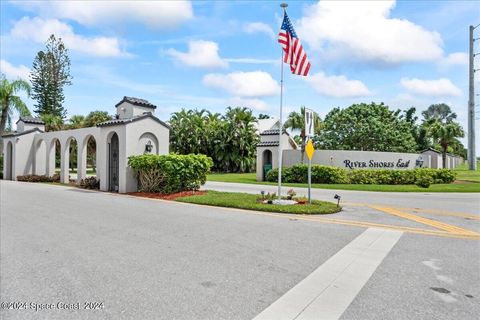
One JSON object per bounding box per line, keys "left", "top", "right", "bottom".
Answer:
{"left": 127, "top": 190, "right": 206, "bottom": 200}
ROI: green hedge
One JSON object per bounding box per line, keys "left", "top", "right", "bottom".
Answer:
{"left": 128, "top": 154, "right": 213, "bottom": 194}
{"left": 266, "top": 164, "right": 456, "bottom": 185}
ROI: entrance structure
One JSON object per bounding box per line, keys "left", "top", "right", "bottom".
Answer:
{"left": 2, "top": 96, "right": 170, "bottom": 193}
{"left": 255, "top": 126, "right": 464, "bottom": 181}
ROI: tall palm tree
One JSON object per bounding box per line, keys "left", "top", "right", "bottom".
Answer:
{"left": 427, "top": 120, "right": 464, "bottom": 168}
{"left": 0, "top": 75, "right": 32, "bottom": 153}
{"left": 284, "top": 106, "right": 322, "bottom": 162}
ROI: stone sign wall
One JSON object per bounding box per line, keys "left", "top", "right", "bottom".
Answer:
{"left": 282, "top": 149, "right": 423, "bottom": 170}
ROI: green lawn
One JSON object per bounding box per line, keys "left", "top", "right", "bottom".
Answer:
{"left": 175, "top": 191, "right": 341, "bottom": 215}
{"left": 207, "top": 163, "right": 480, "bottom": 193}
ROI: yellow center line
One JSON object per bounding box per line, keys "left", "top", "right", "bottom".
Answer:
{"left": 123, "top": 194, "right": 480, "bottom": 240}
{"left": 370, "top": 205, "right": 480, "bottom": 236}
{"left": 343, "top": 202, "right": 479, "bottom": 220}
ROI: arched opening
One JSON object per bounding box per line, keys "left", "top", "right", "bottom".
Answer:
{"left": 65, "top": 137, "right": 78, "bottom": 182}
{"left": 5, "top": 141, "right": 13, "bottom": 180}
{"left": 262, "top": 149, "right": 272, "bottom": 181}
{"left": 34, "top": 139, "right": 47, "bottom": 175}
{"left": 107, "top": 132, "right": 119, "bottom": 192}
{"left": 86, "top": 135, "right": 97, "bottom": 178}
{"left": 137, "top": 132, "right": 159, "bottom": 155}
{"left": 48, "top": 138, "right": 61, "bottom": 177}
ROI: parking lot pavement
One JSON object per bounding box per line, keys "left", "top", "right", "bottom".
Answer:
{"left": 1, "top": 181, "right": 479, "bottom": 320}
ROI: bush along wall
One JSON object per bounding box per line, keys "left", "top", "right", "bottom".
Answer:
{"left": 266, "top": 164, "right": 456, "bottom": 185}
{"left": 128, "top": 154, "right": 213, "bottom": 194}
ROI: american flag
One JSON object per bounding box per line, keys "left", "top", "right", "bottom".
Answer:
{"left": 278, "top": 12, "right": 311, "bottom": 76}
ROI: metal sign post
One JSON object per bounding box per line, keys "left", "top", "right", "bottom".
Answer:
{"left": 305, "top": 138, "right": 315, "bottom": 204}
{"left": 305, "top": 108, "right": 315, "bottom": 204}
{"left": 304, "top": 108, "right": 314, "bottom": 138}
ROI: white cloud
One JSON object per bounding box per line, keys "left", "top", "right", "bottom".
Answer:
{"left": 224, "top": 58, "right": 276, "bottom": 64}
{"left": 297, "top": 1, "right": 443, "bottom": 63}
{"left": 11, "top": 17, "right": 128, "bottom": 57}
{"left": 228, "top": 97, "right": 270, "bottom": 111}
{"left": 203, "top": 71, "right": 280, "bottom": 97}
{"left": 304, "top": 72, "right": 371, "bottom": 98}
{"left": 166, "top": 40, "right": 228, "bottom": 68}
{"left": 12, "top": 1, "right": 193, "bottom": 29}
{"left": 440, "top": 52, "right": 468, "bottom": 66}
{"left": 0, "top": 60, "right": 30, "bottom": 80}
{"left": 244, "top": 22, "right": 275, "bottom": 39}
{"left": 400, "top": 78, "right": 461, "bottom": 97}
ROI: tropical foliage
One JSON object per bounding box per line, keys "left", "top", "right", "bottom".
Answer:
{"left": 169, "top": 107, "right": 258, "bottom": 173}
{"left": 128, "top": 154, "right": 213, "bottom": 193}
{"left": 0, "top": 75, "right": 32, "bottom": 152}
{"left": 284, "top": 106, "right": 322, "bottom": 162}
{"left": 318, "top": 102, "right": 418, "bottom": 153}
{"left": 266, "top": 164, "right": 456, "bottom": 185}
{"left": 427, "top": 120, "right": 464, "bottom": 168}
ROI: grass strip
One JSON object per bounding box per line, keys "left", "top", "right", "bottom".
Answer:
{"left": 175, "top": 190, "right": 341, "bottom": 215}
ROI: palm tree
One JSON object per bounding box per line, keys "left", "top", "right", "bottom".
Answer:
{"left": 41, "top": 113, "right": 64, "bottom": 131}
{"left": 422, "top": 103, "right": 457, "bottom": 123}
{"left": 284, "top": 106, "right": 322, "bottom": 162}
{"left": 0, "top": 75, "right": 32, "bottom": 153}
{"left": 427, "top": 120, "right": 464, "bottom": 168}
{"left": 68, "top": 115, "right": 85, "bottom": 129}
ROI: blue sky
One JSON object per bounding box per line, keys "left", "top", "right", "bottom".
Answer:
{"left": 1, "top": 1, "right": 479, "bottom": 149}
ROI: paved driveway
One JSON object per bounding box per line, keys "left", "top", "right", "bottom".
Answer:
{"left": 1, "top": 181, "right": 479, "bottom": 319}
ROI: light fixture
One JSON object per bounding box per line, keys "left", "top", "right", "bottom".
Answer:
{"left": 334, "top": 194, "right": 341, "bottom": 207}
{"left": 415, "top": 156, "right": 424, "bottom": 168}
{"left": 145, "top": 140, "right": 153, "bottom": 153}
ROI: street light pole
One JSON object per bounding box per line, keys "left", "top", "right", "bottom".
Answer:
{"left": 468, "top": 25, "right": 477, "bottom": 170}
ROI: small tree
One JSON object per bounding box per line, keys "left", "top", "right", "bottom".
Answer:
{"left": 422, "top": 103, "right": 457, "bottom": 123}
{"left": 427, "top": 120, "right": 464, "bottom": 168}
{"left": 0, "top": 75, "right": 32, "bottom": 153}
{"left": 68, "top": 115, "right": 85, "bottom": 129}
{"left": 84, "top": 111, "right": 111, "bottom": 127}
{"left": 31, "top": 34, "right": 72, "bottom": 119}
{"left": 284, "top": 106, "right": 322, "bottom": 163}
{"left": 41, "top": 113, "right": 64, "bottom": 132}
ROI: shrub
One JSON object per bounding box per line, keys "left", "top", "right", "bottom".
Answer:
{"left": 16, "top": 174, "right": 53, "bottom": 182}
{"left": 79, "top": 177, "right": 100, "bottom": 189}
{"left": 266, "top": 165, "right": 456, "bottom": 185}
{"left": 128, "top": 153, "right": 213, "bottom": 194}
{"left": 312, "top": 165, "right": 349, "bottom": 184}
{"left": 51, "top": 173, "right": 60, "bottom": 183}
{"left": 415, "top": 175, "right": 433, "bottom": 188}
{"left": 267, "top": 164, "right": 349, "bottom": 184}
{"left": 0, "top": 154, "right": 3, "bottom": 179}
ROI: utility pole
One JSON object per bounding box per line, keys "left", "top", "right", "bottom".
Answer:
{"left": 468, "top": 25, "right": 477, "bottom": 170}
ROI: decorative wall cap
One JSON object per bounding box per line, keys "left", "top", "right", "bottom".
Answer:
{"left": 1, "top": 127, "right": 44, "bottom": 137}
{"left": 97, "top": 112, "right": 170, "bottom": 129}
{"left": 115, "top": 96, "right": 157, "bottom": 109}
{"left": 16, "top": 116, "right": 45, "bottom": 125}
{"left": 260, "top": 129, "right": 288, "bottom": 136}
{"left": 420, "top": 147, "right": 451, "bottom": 155}
{"left": 257, "top": 141, "right": 280, "bottom": 147}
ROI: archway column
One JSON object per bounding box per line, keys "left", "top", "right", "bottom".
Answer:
{"left": 60, "top": 142, "right": 70, "bottom": 184}
{"left": 46, "top": 141, "right": 56, "bottom": 176}
{"left": 77, "top": 142, "right": 87, "bottom": 183}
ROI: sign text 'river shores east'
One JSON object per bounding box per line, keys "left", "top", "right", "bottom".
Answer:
{"left": 343, "top": 159, "right": 411, "bottom": 169}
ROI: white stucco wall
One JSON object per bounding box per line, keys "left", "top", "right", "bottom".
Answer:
{"left": 123, "top": 117, "right": 170, "bottom": 192}
{"left": 116, "top": 101, "right": 156, "bottom": 119}
{"left": 282, "top": 149, "right": 423, "bottom": 170}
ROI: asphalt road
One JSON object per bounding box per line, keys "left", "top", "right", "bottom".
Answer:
{"left": 203, "top": 181, "right": 480, "bottom": 214}
{"left": 1, "top": 181, "right": 479, "bottom": 320}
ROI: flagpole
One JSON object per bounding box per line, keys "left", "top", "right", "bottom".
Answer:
{"left": 278, "top": 3, "right": 288, "bottom": 200}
